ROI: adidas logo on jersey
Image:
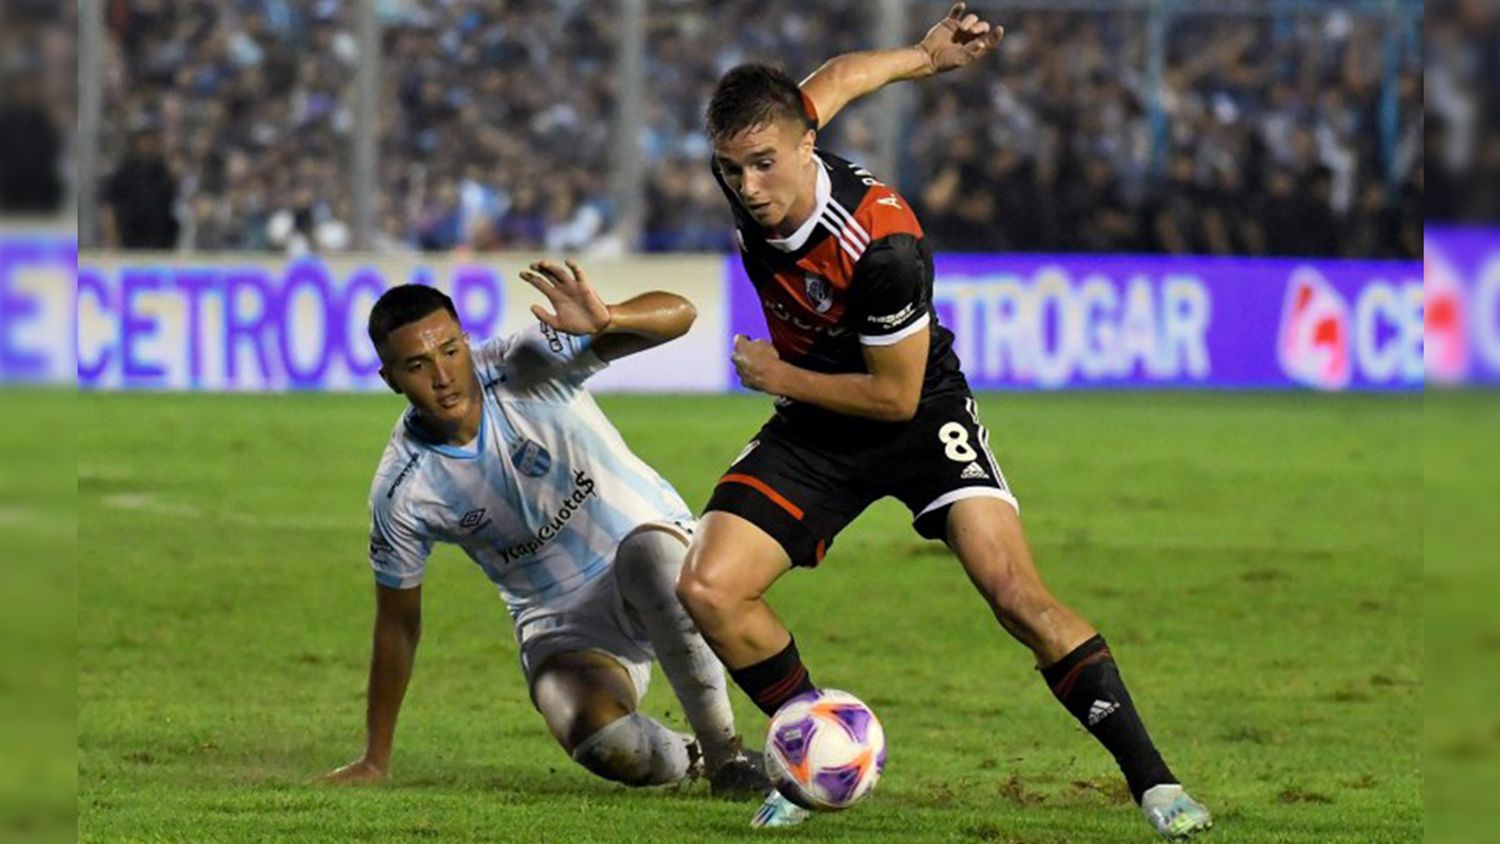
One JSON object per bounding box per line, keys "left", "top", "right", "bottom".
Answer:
{"left": 960, "top": 462, "right": 989, "bottom": 480}
{"left": 1087, "top": 699, "right": 1120, "bottom": 725}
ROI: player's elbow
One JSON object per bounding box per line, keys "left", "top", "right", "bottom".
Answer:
{"left": 652, "top": 293, "right": 697, "bottom": 340}
{"left": 869, "top": 383, "right": 920, "bottom": 422}
{"left": 869, "top": 398, "right": 918, "bottom": 423}
{"left": 674, "top": 298, "right": 698, "bottom": 338}
{"left": 889, "top": 398, "right": 921, "bottom": 423}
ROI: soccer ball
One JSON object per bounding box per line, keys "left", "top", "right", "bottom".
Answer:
{"left": 764, "top": 689, "right": 886, "bottom": 811}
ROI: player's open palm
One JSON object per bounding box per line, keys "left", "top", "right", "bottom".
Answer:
{"left": 318, "top": 757, "right": 387, "bottom": 785}
{"left": 519, "top": 259, "right": 614, "bottom": 336}
{"left": 920, "top": 2, "right": 1004, "bottom": 74}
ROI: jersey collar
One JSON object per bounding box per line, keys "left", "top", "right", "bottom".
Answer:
{"left": 764, "top": 157, "right": 831, "bottom": 254}
{"left": 405, "top": 395, "right": 489, "bottom": 461}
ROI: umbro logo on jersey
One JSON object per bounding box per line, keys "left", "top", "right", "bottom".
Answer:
{"left": 876, "top": 196, "right": 901, "bottom": 209}
{"left": 1087, "top": 699, "right": 1120, "bottom": 725}
{"left": 961, "top": 462, "right": 989, "bottom": 480}
{"left": 460, "top": 508, "right": 490, "bottom": 533}
{"left": 511, "top": 439, "right": 552, "bottom": 477}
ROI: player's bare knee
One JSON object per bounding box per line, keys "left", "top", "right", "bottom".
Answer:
{"left": 961, "top": 542, "right": 1022, "bottom": 605}
{"left": 963, "top": 546, "right": 1053, "bottom": 629}
{"left": 674, "top": 558, "right": 737, "bottom": 621}
{"left": 988, "top": 577, "right": 1069, "bottom": 642}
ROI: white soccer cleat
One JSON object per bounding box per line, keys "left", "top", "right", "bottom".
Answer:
{"left": 1141, "top": 784, "right": 1213, "bottom": 839}
{"left": 750, "top": 789, "right": 811, "bottom": 829}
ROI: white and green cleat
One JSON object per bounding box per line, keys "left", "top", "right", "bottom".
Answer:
{"left": 750, "top": 790, "right": 811, "bottom": 829}
{"left": 1141, "top": 784, "right": 1213, "bottom": 839}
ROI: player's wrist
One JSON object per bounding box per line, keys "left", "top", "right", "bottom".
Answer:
{"left": 908, "top": 43, "right": 941, "bottom": 78}
{"left": 595, "top": 305, "right": 619, "bottom": 336}
{"left": 764, "top": 359, "right": 795, "bottom": 396}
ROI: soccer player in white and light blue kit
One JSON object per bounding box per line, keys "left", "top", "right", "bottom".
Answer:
{"left": 321, "top": 260, "right": 767, "bottom": 796}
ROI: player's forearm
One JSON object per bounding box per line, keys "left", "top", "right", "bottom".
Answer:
{"left": 603, "top": 292, "right": 697, "bottom": 343}
{"left": 362, "top": 614, "right": 420, "bottom": 767}
{"left": 801, "top": 47, "right": 934, "bottom": 129}
{"left": 769, "top": 363, "right": 919, "bottom": 422}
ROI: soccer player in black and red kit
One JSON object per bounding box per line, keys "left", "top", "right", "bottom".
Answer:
{"left": 674, "top": 4, "right": 1213, "bottom": 837}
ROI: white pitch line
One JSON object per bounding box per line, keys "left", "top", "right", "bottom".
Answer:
{"left": 99, "top": 492, "right": 359, "bottom": 532}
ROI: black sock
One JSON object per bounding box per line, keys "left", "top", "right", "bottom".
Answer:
{"left": 728, "top": 636, "right": 817, "bottom": 717}
{"left": 1041, "top": 635, "right": 1176, "bottom": 803}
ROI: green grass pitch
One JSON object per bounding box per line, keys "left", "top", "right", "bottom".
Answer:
{"left": 79, "top": 392, "right": 1420, "bottom": 843}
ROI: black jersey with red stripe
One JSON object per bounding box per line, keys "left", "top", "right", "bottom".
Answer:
{"left": 712, "top": 148, "right": 968, "bottom": 443}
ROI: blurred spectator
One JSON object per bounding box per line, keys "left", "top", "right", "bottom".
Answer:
{"left": 1261, "top": 166, "right": 1341, "bottom": 257}
{"left": 0, "top": 71, "right": 65, "bottom": 214}
{"left": 1426, "top": 0, "right": 1500, "bottom": 224}
{"left": 103, "top": 128, "right": 179, "bottom": 250}
{"left": 0, "top": 1, "right": 72, "bottom": 217}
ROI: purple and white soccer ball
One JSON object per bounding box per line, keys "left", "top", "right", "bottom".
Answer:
{"left": 764, "top": 689, "right": 887, "bottom": 811}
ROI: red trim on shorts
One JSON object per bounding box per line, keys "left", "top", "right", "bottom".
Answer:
{"left": 815, "top": 539, "right": 827, "bottom": 563}
{"left": 719, "top": 473, "right": 805, "bottom": 521}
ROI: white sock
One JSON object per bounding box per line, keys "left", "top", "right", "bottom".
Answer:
{"left": 615, "top": 529, "right": 739, "bottom": 768}
{"left": 571, "top": 712, "right": 692, "bottom": 786}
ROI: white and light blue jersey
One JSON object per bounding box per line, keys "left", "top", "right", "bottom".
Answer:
{"left": 367, "top": 322, "right": 694, "bottom": 614}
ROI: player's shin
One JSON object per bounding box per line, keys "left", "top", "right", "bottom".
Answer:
{"left": 727, "top": 634, "right": 817, "bottom": 718}
{"left": 571, "top": 713, "right": 694, "bottom": 786}
{"left": 615, "top": 529, "right": 739, "bottom": 767}
{"left": 1040, "top": 635, "right": 1178, "bottom": 804}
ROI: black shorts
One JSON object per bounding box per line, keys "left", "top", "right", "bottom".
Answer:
{"left": 703, "top": 393, "right": 1018, "bottom": 567}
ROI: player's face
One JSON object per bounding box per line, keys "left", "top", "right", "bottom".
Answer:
{"left": 378, "top": 310, "right": 479, "bottom": 440}
{"left": 714, "top": 117, "right": 816, "bottom": 234}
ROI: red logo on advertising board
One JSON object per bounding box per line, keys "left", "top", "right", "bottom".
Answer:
{"left": 1278, "top": 268, "right": 1351, "bottom": 391}
{"left": 1424, "top": 250, "right": 1467, "bottom": 384}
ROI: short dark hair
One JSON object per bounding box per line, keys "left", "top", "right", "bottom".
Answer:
{"left": 367, "top": 284, "right": 459, "bottom": 351}
{"left": 706, "top": 63, "right": 813, "bottom": 144}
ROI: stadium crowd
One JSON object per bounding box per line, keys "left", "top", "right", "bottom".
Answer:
{"left": 1426, "top": 0, "right": 1500, "bottom": 224}
{"left": 901, "top": 4, "right": 1423, "bottom": 258}
{"left": 0, "top": 0, "right": 73, "bottom": 216}
{"left": 99, "top": 0, "right": 1422, "bottom": 258}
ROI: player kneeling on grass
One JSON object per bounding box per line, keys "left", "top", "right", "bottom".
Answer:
{"left": 320, "top": 262, "right": 767, "bottom": 797}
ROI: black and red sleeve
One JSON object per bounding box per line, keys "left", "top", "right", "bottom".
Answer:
{"left": 848, "top": 234, "right": 932, "bottom": 346}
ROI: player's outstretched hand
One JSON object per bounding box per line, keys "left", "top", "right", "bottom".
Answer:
{"left": 732, "top": 334, "right": 784, "bottom": 394}
{"left": 317, "top": 757, "right": 388, "bottom": 785}
{"left": 518, "top": 259, "right": 615, "bottom": 336}
{"left": 919, "top": 2, "right": 1004, "bottom": 75}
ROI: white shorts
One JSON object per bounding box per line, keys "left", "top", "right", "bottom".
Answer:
{"left": 512, "top": 522, "right": 691, "bottom": 701}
